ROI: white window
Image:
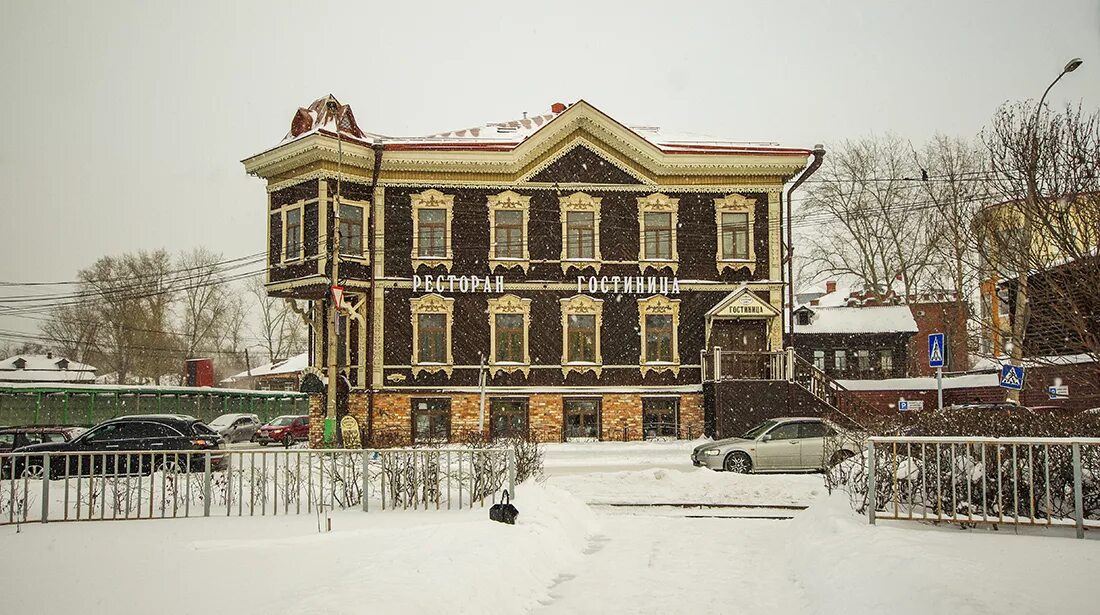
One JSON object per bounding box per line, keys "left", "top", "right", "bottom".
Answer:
{"left": 560, "top": 295, "right": 603, "bottom": 376}
{"left": 411, "top": 189, "right": 454, "bottom": 271}
{"left": 488, "top": 294, "right": 531, "bottom": 376}
{"left": 488, "top": 191, "right": 531, "bottom": 271}
{"left": 338, "top": 201, "right": 367, "bottom": 258}
{"left": 638, "top": 295, "right": 681, "bottom": 375}
{"left": 560, "top": 192, "right": 601, "bottom": 273}
{"left": 638, "top": 193, "right": 679, "bottom": 273}
{"left": 277, "top": 203, "right": 304, "bottom": 263}
{"left": 410, "top": 294, "right": 454, "bottom": 377}
{"left": 714, "top": 194, "right": 757, "bottom": 273}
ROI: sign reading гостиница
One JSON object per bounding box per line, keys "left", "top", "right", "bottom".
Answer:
{"left": 411, "top": 274, "right": 682, "bottom": 295}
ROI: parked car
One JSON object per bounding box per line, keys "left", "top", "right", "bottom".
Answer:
{"left": 0, "top": 426, "right": 82, "bottom": 453}
{"left": 5, "top": 414, "right": 226, "bottom": 478}
{"left": 691, "top": 417, "right": 860, "bottom": 473}
{"left": 252, "top": 415, "right": 309, "bottom": 447}
{"left": 207, "top": 413, "right": 261, "bottom": 443}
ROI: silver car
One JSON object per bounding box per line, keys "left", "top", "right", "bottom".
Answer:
{"left": 691, "top": 417, "right": 859, "bottom": 473}
{"left": 207, "top": 413, "right": 261, "bottom": 444}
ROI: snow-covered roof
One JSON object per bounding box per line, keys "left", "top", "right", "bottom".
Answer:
{"left": 275, "top": 96, "right": 807, "bottom": 155}
{"left": 0, "top": 354, "right": 97, "bottom": 383}
{"left": 224, "top": 353, "right": 308, "bottom": 383}
{"left": 793, "top": 305, "right": 919, "bottom": 335}
{"left": 836, "top": 373, "right": 1001, "bottom": 391}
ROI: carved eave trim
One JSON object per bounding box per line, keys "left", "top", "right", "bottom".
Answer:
{"left": 244, "top": 103, "right": 813, "bottom": 188}
{"left": 487, "top": 190, "right": 531, "bottom": 273}
{"left": 488, "top": 294, "right": 531, "bottom": 377}
{"left": 637, "top": 193, "right": 680, "bottom": 274}
{"left": 559, "top": 192, "right": 602, "bottom": 274}
{"left": 411, "top": 189, "right": 455, "bottom": 272}
{"left": 638, "top": 294, "right": 681, "bottom": 376}
{"left": 410, "top": 293, "right": 454, "bottom": 378}
{"left": 519, "top": 136, "right": 652, "bottom": 184}
{"left": 560, "top": 295, "right": 604, "bottom": 377}
{"left": 715, "top": 193, "right": 758, "bottom": 274}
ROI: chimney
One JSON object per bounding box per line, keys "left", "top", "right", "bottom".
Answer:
{"left": 825, "top": 280, "right": 837, "bottom": 294}
{"left": 47, "top": 352, "right": 53, "bottom": 360}
{"left": 809, "top": 299, "right": 819, "bottom": 306}
{"left": 551, "top": 102, "right": 566, "bottom": 114}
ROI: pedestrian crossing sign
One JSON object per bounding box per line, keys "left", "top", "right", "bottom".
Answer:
{"left": 999, "top": 364, "right": 1025, "bottom": 391}
{"left": 928, "top": 333, "right": 945, "bottom": 368}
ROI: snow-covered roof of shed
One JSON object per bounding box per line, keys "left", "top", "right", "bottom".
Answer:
{"left": 224, "top": 353, "right": 308, "bottom": 383}
{"left": 793, "top": 305, "right": 919, "bottom": 335}
{"left": 0, "top": 354, "right": 97, "bottom": 383}
{"left": 836, "top": 373, "right": 1000, "bottom": 391}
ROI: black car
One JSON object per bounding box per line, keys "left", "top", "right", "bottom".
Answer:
{"left": 6, "top": 414, "right": 226, "bottom": 478}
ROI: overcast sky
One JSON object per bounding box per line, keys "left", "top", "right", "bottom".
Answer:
{"left": 1, "top": 0, "right": 1098, "bottom": 335}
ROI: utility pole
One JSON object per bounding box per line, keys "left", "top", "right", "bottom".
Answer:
{"left": 326, "top": 99, "right": 344, "bottom": 445}
{"left": 1007, "top": 57, "right": 1082, "bottom": 403}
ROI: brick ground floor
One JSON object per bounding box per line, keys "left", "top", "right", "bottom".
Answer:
{"left": 308, "top": 390, "right": 704, "bottom": 447}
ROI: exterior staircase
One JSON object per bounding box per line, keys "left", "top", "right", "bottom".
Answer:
{"left": 700, "top": 349, "right": 878, "bottom": 438}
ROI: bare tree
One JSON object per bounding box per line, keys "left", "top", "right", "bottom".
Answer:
{"left": 40, "top": 303, "right": 100, "bottom": 364}
{"left": 175, "top": 248, "right": 232, "bottom": 361}
{"left": 800, "top": 134, "right": 940, "bottom": 297}
{"left": 247, "top": 276, "right": 307, "bottom": 364}
{"left": 980, "top": 103, "right": 1100, "bottom": 372}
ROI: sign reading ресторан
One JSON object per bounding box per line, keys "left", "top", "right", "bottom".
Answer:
{"left": 411, "top": 274, "right": 682, "bottom": 295}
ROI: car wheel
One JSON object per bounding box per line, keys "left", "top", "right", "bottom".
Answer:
{"left": 157, "top": 459, "right": 183, "bottom": 475}
{"left": 723, "top": 452, "right": 752, "bottom": 473}
{"left": 259, "top": 441, "right": 267, "bottom": 447}
{"left": 829, "top": 450, "right": 855, "bottom": 467}
{"left": 20, "top": 463, "right": 45, "bottom": 480}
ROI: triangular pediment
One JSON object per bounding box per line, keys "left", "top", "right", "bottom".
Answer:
{"left": 527, "top": 143, "right": 644, "bottom": 184}
{"left": 707, "top": 288, "right": 780, "bottom": 319}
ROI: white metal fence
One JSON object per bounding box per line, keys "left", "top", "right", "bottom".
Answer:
{"left": 0, "top": 448, "right": 515, "bottom": 525}
{"left": 860, "top": 436, "right": 1100, "bottom": 538}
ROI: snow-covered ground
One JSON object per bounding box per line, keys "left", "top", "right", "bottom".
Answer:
{"left": 1, "top": 440, "right": 1096, "bottom": 614}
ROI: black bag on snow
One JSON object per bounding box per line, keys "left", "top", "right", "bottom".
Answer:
{"left": 489, "top": 490, "right": 519, "bottom": 525}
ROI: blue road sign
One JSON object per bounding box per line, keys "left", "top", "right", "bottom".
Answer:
{"left": 928, "top": 333, "right": 945, "bottom": 368}
{"left": 899, "top": 400, "right": 909, "bottom": 412}
{"left": 999, "top": 364, "right": 1025, "bottom": 391}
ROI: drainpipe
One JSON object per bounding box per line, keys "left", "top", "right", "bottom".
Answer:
{"left": 784, "top": 145, "right": 826, "bottom": 349}
{"left": 365, "top": 141, "right": 384, "bottom": 446}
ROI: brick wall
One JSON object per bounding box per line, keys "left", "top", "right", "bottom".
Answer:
{"left": 602, "top": 394, "right": 642, "bottom": 441}
{"left": 308, "top": 390, "right": 709, "bottom": 446}
{"left": 680, "top": 394, "right": 704, "bottom": 439}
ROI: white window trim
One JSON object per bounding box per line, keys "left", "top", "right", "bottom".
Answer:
{"left": 559, "top": 192, "right": 602, "bottom": 274}
{"left": 637, "top": 193, "right": 679, "bottom": 273}
{"left": 411, "top": 189, "right": 454, "bottom": 272}
{"left": 560, "top": 294, "right": 603, "bottom": 377}
{"left": 410, "top": 293, "right": 454, "bottom": 377}
{"left": 638, "top": 294, "right": 680, "bottom": 376}
{"left": 488, "top": 294, "right": 531, "bottom": 377}
{"left": 487, "top": 190, "right": 531, "bottom": 272}
{"left": 715, "top": 194, "right": 757, "bottom": 274}
{"left": 338, "top": 199, "right": 370, "bottom": 261}
{"left": 276, "top": 200, "right": 306, "bottom": 265}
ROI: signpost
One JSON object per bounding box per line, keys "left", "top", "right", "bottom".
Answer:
{"left": 928, "top": 333, "right": 945, "bottom": 410}
{"left": 999, "top": 364, "right": 1026, "bottom": 391}
{"left": 1048, "top": 385, "right": 1069, "bottom": 400}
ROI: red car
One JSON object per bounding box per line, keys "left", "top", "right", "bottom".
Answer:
{"left": 252, "top": 415, "right": 309, "bottom": 447}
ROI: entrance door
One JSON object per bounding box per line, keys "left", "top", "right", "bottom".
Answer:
{"left": 709, "top": 320, "right": 768, "bottom": 378}
{"left": 564, "top": 398, "right": 600, "bottom": 441}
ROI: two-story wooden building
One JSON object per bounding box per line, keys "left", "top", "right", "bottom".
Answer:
{"left": 243, "top": 96, "right": 821, "bottom": 444}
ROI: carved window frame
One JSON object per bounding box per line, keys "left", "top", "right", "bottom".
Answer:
{"left": 488, "top": 294, "right": 531, "bottom": 376}
{"left": 275, "top": 200, "right": 305, "bottom": 264}
{"left": 637, "top": 193, "right": 679, "bottom": 273}
{"left": 338, "top": 199, "right": 370, "bottom": 261}
{"left": 487, "top": 190, "right": 531, "bottom": 272}
{"left": 560, "top": 294, "right": 603, "bottom": 377}
{"left": 715, "top": 194, "right": 757, "bottom": 274}
{"left": 411, "top": 189, "right": 454, "bottom": 272}
{"left": 559, "top": 192, "right": 602, "bottom": 273}
{"left": 410, "top": 293, "right": 454, "bottom": 377}
{"left": 638, "top": 294, "right": 680, "bottom": 376}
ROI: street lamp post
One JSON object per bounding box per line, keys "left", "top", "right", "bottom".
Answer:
{"left": 325, "top": 99, "right": 344, "bottom": 445}
{"left": 1007, "top": 57, "right": 1082, "bottom": 403}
